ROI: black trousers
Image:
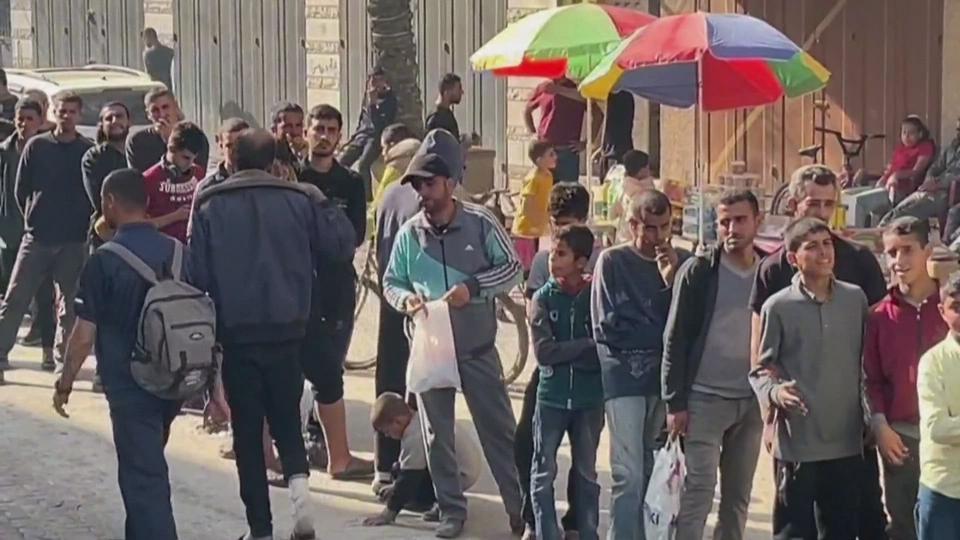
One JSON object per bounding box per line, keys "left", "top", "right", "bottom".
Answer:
{"left": 0, "top": 236, "right": 55, "bottom": 348}
{"left": 516, "top": 368, "right": 579, "bottom": 531}
{"left": 222, "top": 340, "right": 309, "bottom": 538}
{"left": 302, "top": 290, "right": 356, "bottom": 445}
{"left": 374, "top": 301, "right": 411, "bottom": 474}
{"left": 860, "top": 447, "right": 889, "bottom": 540}
{"left": 773, "top": 455, "right": 863, "bottom": 540}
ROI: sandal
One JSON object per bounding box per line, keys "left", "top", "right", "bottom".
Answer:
{"left": 329, "top": 456, "right": 375, "bottom": 481}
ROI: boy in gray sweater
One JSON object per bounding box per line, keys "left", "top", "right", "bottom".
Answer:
{"left": 751, "top": 217, "right": 869, "bottom": 540}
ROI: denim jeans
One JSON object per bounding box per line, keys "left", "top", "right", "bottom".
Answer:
{"left": 517, "top": 368, "right": 580, "bottom": 530}
{"left": 107, "top": 387, "right": 181, "bottom": 540}
{"left": 916, "top": 485, "right": 960, "bottom": 540}
{"left": 531, "top": 404, "right": 604, "bottom": 540}
{"left": 605, "top": 395, "right": 666, "bottom": 540}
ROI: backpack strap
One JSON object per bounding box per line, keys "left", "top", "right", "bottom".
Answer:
{"left": 99, "top": 242, "right": 159, "bottom": 285}
{"left": 170, "top": 240, "right": 183, "bottom": 281}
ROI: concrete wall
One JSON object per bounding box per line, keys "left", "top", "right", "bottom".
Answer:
{"left": 305, "top": 0, "right": 341, "bottom": 110}
{"left": 11, "top": 0, "right": 659, "bottom": 185}
{"left": 9, "top": 0, "right": 31, "bottom": 67}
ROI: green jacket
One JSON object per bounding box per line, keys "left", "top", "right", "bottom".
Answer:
{"left": 529, "top": 277, "right": 602, "bottom": 410}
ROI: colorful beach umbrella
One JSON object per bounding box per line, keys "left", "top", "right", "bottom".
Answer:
{"left": 579, "top": 12, "right": 831, "bottom": 111}
{"left": 470, "top": 4, "right": 657, "bottom": 81}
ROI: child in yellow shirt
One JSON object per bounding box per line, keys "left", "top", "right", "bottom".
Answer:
{"left": 513, "top": 140, "right": 557, "bottom": 274}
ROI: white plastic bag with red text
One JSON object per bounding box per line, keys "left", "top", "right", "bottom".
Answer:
{"left": 406, "top": 300, "right": 461, "bottom": 393}
{"left": 643, "top": 438, "right": 686, "bottom": 540}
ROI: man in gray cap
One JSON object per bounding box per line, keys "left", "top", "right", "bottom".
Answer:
{"left": 382, "top": 129, "right": 524, "bottom": 538}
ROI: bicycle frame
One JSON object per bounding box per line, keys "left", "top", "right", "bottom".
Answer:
{"left": 814, "top": 126, "right": 885, "bottom": 175}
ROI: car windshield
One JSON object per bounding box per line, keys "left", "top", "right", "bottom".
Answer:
{"left": 71, "top": 89, "right": 151, "bottom": 126}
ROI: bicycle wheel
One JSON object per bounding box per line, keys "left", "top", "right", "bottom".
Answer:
{"left": 770, "top": 183, "right": 791, "bottom": 216}
{"left": 495, "top": 292, "right": 529, "bottom": 385}
{"left": 353, "top": 242, "right": 375, "bottom": 320}
{"left": 346, "top": 242, "right": 380, "bottom": 371}
{"left": 345, "top": 279, "right": 380, "bottom": 371}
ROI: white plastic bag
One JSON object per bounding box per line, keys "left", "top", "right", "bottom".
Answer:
{"left": 406, "top": 300, "right": 461, "bottom": 393}
{"left": 643, "top": 438, "right": 686, "bottom": 540}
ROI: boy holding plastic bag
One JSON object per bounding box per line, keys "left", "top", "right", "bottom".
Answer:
{"left": 382, "top": 129, "right": 524, "bottom": 539}
{"left": 528, "top": 225, "right": 603, "bottom": 540}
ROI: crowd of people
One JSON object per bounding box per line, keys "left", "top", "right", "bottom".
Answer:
{"left": 0, "top": 58, "right": 956, "bottom": 540}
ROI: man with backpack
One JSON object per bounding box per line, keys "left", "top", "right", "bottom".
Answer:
{"left": 188, "top": 128, "right": 356, "bottom": 540}
{"left": 52, "top": 168, "right": 185, "bottom": 539}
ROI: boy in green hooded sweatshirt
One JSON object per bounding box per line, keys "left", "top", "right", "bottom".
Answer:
{"left": 528, "top": 224, "right": 603, "bottom": 540}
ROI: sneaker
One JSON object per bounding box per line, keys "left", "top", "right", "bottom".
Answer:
{"left": 435, "top": 518, "right": 464, "bottom": 539}
{"left": 40, "top": 351, "right": 55, "bottom": 371}
{"left": 420, "top": 504, "right": 441, "bottom": 522}
{"left": 289, "top": 475, "right": 315, "bottom": 539}
{"left": 19, "top": 326, "right": 41, "bottom": 347}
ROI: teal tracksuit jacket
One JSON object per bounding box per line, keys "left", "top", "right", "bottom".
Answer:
{"left": 383, "top": 200, "right": 522, "bottom": 358}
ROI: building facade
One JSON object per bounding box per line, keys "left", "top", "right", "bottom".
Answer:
{"left": 2, "top": 0, "right": 955, "bottom": 192}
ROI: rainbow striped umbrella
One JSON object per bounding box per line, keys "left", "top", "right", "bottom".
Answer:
{"left": 470, "top": 4, "right": 657, "bottom": 81}
{"left": 579, "top": 12, "right": 830, "bottom": 111}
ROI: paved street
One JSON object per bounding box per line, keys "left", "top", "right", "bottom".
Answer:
{"left": 0, "top": 306, "right": 776, "bottom": 539}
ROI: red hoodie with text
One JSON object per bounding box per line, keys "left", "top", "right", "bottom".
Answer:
{"left": 142, "top": 159, "right": 204, "bottom": 242}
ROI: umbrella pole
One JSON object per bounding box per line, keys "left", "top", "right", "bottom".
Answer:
{"left": 586, "top": 98, "right": 593, "bottom": 192}
{"left": 696, "top": 63, "right": 705, "bottom": 249}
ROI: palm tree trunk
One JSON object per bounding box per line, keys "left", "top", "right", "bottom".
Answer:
{"left": 367, "top": 0, "right": 424, "bottom": 136}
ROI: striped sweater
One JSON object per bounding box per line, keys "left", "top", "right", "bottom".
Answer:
{"left": 383, "top": 200, "right": 522, "bottom": 358}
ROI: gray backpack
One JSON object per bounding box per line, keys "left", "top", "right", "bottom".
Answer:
{"left": 99, "top": 241, "right": 218, "bottom": 400}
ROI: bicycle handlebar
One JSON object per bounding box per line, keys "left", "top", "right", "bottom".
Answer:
{"left": 814, "top": 126, "right": 886, "bottom": 143}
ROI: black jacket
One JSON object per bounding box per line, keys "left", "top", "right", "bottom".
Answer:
{"left": 0, "top": 133, "right": 22, "bottom": 243}
{"left": 661, "top": 245, "right": 767, "bottom": 413}
{"left": 187, "top": 169, "right": 356, "bottom": 345}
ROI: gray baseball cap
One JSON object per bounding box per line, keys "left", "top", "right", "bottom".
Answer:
{"left": 400, "top": 128, "right": 464, "bottom": 185}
